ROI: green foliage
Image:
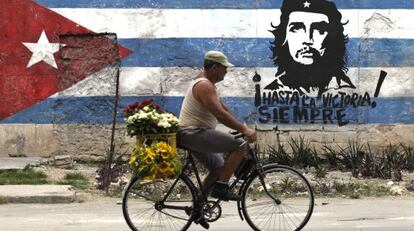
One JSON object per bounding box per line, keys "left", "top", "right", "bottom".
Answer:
{"left": 264, "top": 136, "right": 414, "bottom": 181}
{"left": 264, "top": 136, "right": 321, "bottom": 168}
{"left": 311, "top": 166, "right": 328, "bottom": 179}
{"left": 0, "top": 169, "right": 47, "bottom": 185}
{"left": 322, "top": 145, "right": 342, "bottom": 170}
{"left": 381, "top": 144, "right": 405, "bottom": 181}
{"left": 289, "top": 136, "right": 321, "bottom": 168}
{"left": 265, "top": 144, "right": 291, "bottom": 166}
{"left": 322, "top": 142, "right": 413, "bottom": 181}
{"left": 401, "top": 144, "right": 414, "bottom": 171}
{"left": 58, "top": 172, "right": 89, "bottom": 189}
{"left": 337, "top": 140, "right": 367, "bottom": 177}
{"left": 315, "top": 181, "right": 390, "bottom": 198}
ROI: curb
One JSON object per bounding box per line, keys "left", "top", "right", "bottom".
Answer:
{"left": 0, "top": 185, "right": 76, "bottom": 204}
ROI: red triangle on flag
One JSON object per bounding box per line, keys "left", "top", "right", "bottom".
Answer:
{"left": 0, "top": 0, "right": 132, "bottom": 121}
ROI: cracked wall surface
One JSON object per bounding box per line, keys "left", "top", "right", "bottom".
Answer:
{"left": 1, "top": 2, "right": 413, "bottom": 159}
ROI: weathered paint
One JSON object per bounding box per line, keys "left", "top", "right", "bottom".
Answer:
{"left": 0, "top": 0, "right": 131, "bottom": 121}
{"left": 117, "top": 38, "right": 414, "bottom": 67}
{"left": 49, "top": 9, "right": 414, "bottom": 39}
{"left": 1, "top": 0, "right": 413, "bottom": 159}
{"left": 0, "top": 124, "right": 131, "bottom": 161}
{"left": 1, "top": 96, "right": 413, "bottom": 125}
{"left": 35, "top": 0, "right": 414, "bottom": 9}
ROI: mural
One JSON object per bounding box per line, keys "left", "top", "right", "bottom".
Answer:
{"left": 256, "top": 0, "right": 388, "bottom": 126}
{"left": 1, "top": 0, "right": 413, "bottom": 157}
{"left": 1, "top": 0, "right": 412, "bottom": 127}
{"left": 0, "top": 0, "right": 131, "bottom": 122}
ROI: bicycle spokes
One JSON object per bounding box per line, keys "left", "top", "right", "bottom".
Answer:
{"left": 242, "top": 165, "right": 314, "bottom": 231}
{"left": 122, "top": 176, "right": 197, "bottom": 231}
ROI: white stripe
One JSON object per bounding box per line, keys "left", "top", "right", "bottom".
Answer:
{"left": 52, "top": 8, "right": 414, "bottom": 39}
{"left": 124, "top": 67, "right": 413, "bottom": 97}
{"left": 54, "top": 67, "right": 414, "bottom": 98}
{"left": 51, "top": 67, "right": 414, "bottom": 98}
{"left": 51, "top": 65, "right": 117, "bottom": 98}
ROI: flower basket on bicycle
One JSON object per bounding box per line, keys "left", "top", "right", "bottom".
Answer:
{"left": 129, "top": 133, "right": 181, "bottom": 180}
{"left": 123, "top": 99, "right": 181, "bottom": 180}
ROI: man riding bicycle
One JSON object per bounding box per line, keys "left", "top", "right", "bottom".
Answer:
{"left": 177, "top": 50, "right": 257, "bottom": 203}
{"left": 123, "top": 53, "right": 314, "bottom": 230}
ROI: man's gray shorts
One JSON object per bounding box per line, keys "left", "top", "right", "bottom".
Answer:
{"left": 177, "top": 127, "right": 245, "bottom": 172}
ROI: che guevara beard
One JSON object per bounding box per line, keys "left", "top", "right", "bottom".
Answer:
{"left": 279, "top": 47, "right": 334, "bottom": 91}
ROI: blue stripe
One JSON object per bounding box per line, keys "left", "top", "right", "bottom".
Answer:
{"left": 119, "top": 38, "right": 414, "bottom": 68}
{"left": 36, "top": 0, "right": 414, "bottom": 9}
{"left": 2, "top": 96, "right": 413, "bottom": 124}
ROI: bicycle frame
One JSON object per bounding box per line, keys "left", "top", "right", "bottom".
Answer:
{"left": 186, "top": 144, "right": 279, "bottom": 222}
{"left": 129, "top": 143, "right": 280, "bottom": 223}
{"left": 122, "top": 136, "right": 315, "bottom": 231}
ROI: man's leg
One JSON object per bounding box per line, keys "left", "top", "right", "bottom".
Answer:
{"left": 218, "top": 144, "right": 247, "bottom": 181}
{"left": 210, "top": 144, "right": 248, "bottom": 201}
{"left": 202, "top": 144, "right": 247, "bottom": 196}
{"left": 201, "top": 166, "right": 223, "bottom": 196}
{"left": 177, "top": 128, "right": 248, "bottom": 200}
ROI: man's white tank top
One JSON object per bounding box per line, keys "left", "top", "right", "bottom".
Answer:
{"left": 179, "top": 78, "right": 218, "bottom": 129}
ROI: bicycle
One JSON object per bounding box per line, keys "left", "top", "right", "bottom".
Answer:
{"left": 122, "top": 132, "right": 314, "bottom": 231}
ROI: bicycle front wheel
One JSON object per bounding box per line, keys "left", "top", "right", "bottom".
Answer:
{"left": 122, "top": 175, "right": 197, "bottom": 231}
{"left": 241, "top": 164, "right": 314, "bottom": 231}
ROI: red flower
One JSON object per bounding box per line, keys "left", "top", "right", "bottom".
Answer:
{"left": 140, "top": 99, "right": 154, "bottom": 108}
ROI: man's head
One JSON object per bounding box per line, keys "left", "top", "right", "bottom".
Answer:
{"left": 270, "top": 0, "right": 349, "bottom": 89}
{"left": 203, "top": 50, "right": 234, "bottom": 82}
{"left": 204, "top": 50, "right": 234, "bottom": 68}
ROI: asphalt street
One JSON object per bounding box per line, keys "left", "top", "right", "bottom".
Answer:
{"left": 1, "top": 197, "right": 414, "bottom": 231}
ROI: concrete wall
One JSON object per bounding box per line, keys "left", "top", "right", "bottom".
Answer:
{"left": 1, "top": 0, "right": 413, "bottom": 160}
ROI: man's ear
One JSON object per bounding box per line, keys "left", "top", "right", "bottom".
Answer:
{"left": 212, "top": 63, "right": 219, "bottom": 71}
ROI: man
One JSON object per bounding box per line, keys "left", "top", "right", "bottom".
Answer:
{"left": 178, "top": 50, "right": 256, "bottom": 202}
{"left": 265, "top": 0, "right": 355, "bottom": 97}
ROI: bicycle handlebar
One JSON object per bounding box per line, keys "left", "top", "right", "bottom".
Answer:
{"left": 230, "top": 130, "right": 244, "bottom": 139}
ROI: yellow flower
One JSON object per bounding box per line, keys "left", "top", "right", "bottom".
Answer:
{"left": 129, "top": 138, "right": 181, "bottom": 180}
{"left": 158, "top": 162, "right": 169, "bottom": 170}
{"left": 163, "top": 167, "right": 175, "bottom": 177}
{"left": 144, "top": 147, "right": 156, "bottom": 158}
{"left": 160, "top": 150, "right": 170, "bottom": 160}
{"left": 144, "top": 174, "right": 156, "bottom": 181}
{"left": 156, "top": 141, "right": 169, "bottom": 152}
{"left": 137, "top": 165, "right": 146, "bottom": 174}
{"left": 128, "top": 155, "right": 137, "bottom": 165}
{"left": 143, "top": 155, "right": 153, "bottom": 165}
{"left": 168, "top": 162, "right": 175, "bottom": 169}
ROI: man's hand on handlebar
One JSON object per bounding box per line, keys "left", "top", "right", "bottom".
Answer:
{"left": 242, "top": 127, "right": 257, "bottom": 143}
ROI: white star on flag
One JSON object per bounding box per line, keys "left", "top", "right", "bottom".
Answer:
{"left": 304, "top": 1, "right": 311, "bottom": 8}
{"left": 22, "top": 30, "right": 60, "bottom": 69}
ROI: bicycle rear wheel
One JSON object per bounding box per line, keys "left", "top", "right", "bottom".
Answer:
{"left": 122, "top": 175, "right": 197, "bottom": 231}
{"left": 241, "top": 164, "right": 314, "bottom": 231}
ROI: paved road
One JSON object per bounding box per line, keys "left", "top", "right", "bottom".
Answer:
{"left": 1, "top": 197, "right": 414, "bottom": 231}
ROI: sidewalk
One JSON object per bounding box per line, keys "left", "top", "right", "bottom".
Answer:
{"left": 1, "top": 197, "right": 414, "bottom": 231}
{"left": 0, "top": 185, "right": 76, "bottom": 203}
{"left": 0, "top": 157, "right": 76, "bottom": 203}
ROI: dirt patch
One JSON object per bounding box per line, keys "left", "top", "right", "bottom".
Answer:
{"left": 32, "top": 162, "right": 414, "bottom": 201}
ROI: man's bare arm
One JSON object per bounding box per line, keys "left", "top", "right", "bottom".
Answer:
{"left": 220, "top": 101, "right": 230, "bottom": 112}
{"left": 193, "top": 81, "right": 256, "bottom": 142}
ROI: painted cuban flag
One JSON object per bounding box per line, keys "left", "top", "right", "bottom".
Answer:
{"left": 1, "top": 0, "right": 414, "bottom": 126}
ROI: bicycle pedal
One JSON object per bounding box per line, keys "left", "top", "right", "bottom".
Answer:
{"left": 194, "top": 217, "right": 210, "bottom": 229}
